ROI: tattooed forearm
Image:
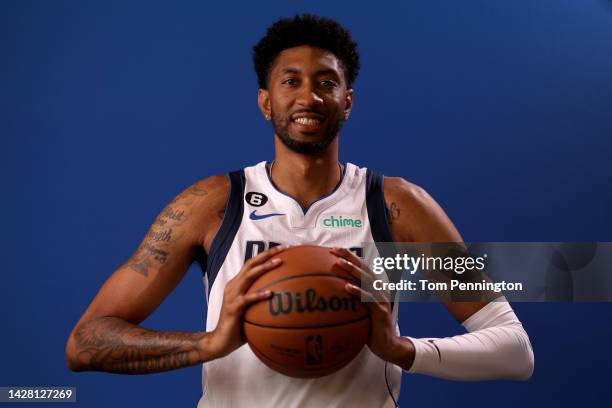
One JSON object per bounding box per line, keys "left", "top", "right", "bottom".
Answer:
{"left": 70, "top": 317, "right": 209, "bottom": 374}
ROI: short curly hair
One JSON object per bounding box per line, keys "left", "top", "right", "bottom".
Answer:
{"left": 253, "top": 14, "right": 360, "bottom": 89}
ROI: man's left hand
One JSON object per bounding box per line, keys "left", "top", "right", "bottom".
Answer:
{"left": 330, "top": 247, "right": 415, "bottom": 368}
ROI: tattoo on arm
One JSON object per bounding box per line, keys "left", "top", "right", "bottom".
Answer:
{"left": 129, "top": 186, "right": 208, "bottom": 277}
{"left": 387, "top": 201, "right": 401, "bottom": 224}
{"left": 72, "top": 317, "right": 207, "bottom": 374}
{"left": 129, "top": 239, "right": 172, "bottom": 277}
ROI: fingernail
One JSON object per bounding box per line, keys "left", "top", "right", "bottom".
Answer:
{"left": 271, "top": 258, "right": 281, "bottom": 264}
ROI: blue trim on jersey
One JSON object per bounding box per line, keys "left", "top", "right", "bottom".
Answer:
{"left": 365, "top": 170, "right": 402, "bottom": 282}
{"left": 204, "top": 170, "right": 245, "bottom": 292}
{"left": 264, "top": 161, "right": 347, "bottom": 215}
{"left": 365, "top": 169, "right": 394, "bottom": 243}
{"left": 365, "top": 169, "right": 401, "bottom": 406}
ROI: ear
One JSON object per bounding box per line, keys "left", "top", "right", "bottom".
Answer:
{"left": 343, "top": 89, "right": 354, "bottom": 120}
{"left": 258, "top": 89, "right": 272, "bottom": 120}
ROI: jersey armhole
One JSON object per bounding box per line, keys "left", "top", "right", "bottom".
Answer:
{"left": 366, "top": 170, "right": 403, "bottom": 309}
{"left": 203, "top": 170, "right": 245, "bottom": 291}
{"left": 365, "top": 169, "right": 394, "bottom": 243}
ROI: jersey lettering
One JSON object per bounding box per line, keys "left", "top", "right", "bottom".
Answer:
{"left": 244, "top": 241, "right": 363, "bottom": 262}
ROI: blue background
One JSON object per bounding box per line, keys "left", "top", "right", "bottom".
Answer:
{"left": 2, "top": 0, "right": 612, "bottom": 406}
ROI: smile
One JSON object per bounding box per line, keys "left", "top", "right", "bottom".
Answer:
{"left": 293, "top": 117, "right": 322, "bottom": 125}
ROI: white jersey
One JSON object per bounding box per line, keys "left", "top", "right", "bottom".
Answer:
{"left": 198, "top": 161, "right": 401, "bottom": 408}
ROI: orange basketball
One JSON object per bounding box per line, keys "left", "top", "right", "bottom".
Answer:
{"left": 244, "top": 245, "right": 370, "bottom": 378}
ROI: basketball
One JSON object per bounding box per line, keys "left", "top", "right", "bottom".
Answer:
{"left": 243, "top": 245, "right": 370, "bottom": 378}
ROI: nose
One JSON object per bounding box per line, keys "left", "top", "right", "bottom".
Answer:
{"left": 296, "top": 82, "right": 324, "bottom": 107}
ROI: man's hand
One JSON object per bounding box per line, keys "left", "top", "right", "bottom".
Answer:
{"left": 207, "top": 245, "right": 287, "bottom": 359}
{"left": 331, "top": 247, "right": 416, "bottom": 369}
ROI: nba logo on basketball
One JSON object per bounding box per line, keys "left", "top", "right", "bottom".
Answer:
{"left": 306, "top": 335, "right": 323, "bottom": 365}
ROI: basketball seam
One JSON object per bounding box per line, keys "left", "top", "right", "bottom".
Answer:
{"left": 244, "top": 315, "right": 369, "bottom": 330}
{"left": 253, "top": 273, "right": 360, "bottom": 292}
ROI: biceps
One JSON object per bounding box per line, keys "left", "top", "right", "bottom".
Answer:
{"left": 82, "top": 243, "right": 195, "bottom": 324}
{"left": 75, "top": 179, "right": 218, "bottom": 326}
{"left": 79, "top": 205, "right": 200, "bottom": 324}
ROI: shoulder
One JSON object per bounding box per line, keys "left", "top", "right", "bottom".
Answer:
{"left": 172, "top": 175, "right": 229, "bottom": 212}
{"left": 382, "top": 176, "right": 462, "bottom": 242}
{"left": 188, "top": 175, "right": 230, "bottom": 203}
{"left": 383, "top": 176, "right": 431, "bottom": 209}
{"left": 165, "top": 175, "right": 230, "bottom": 250}
{"left": 187, "top": 174, "right": 230, "bottom": 219}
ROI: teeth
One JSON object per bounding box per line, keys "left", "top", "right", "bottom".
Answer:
{"left": 294, "top": 117, "right": 321, "bottom": 125}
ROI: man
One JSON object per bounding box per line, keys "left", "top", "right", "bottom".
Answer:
{"left": 66, "top": 14, "right": 533, "bottom": 407}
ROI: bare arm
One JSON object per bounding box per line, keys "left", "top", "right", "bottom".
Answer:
{"left": 336, "top": 177, "right": 534, "bottom": 379}
{"left": 344, "top": 177, "right": 533, "bottom": 379}
{"left": 65, "top": 176, "right": 229, "bottom": 374}
{"left": 383, "top": 176, "right": 490, "bottom": 322}
{"left": 69, "top": 317, "right": 214, "bottom": 374}
{"left": 377, "top": 177, "right": 492, "bottom": 369}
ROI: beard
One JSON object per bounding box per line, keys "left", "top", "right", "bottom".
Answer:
{"left": 271, "top": 109, "right": 344, "bottom": 155}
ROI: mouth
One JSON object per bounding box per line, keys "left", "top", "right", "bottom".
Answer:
{"left": 291, "top": 114, "right": 325, "bottom": 133}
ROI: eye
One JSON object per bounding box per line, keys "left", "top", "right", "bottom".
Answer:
{"left": 321, "top": 80, "right": 338, "bottom": 88}
{"left": 282, "top": 78, "right": 298, "bottom": 86}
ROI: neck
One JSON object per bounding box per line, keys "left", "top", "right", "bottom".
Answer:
{"left": 271, "top": 136, "right": 342, "bottom": 210}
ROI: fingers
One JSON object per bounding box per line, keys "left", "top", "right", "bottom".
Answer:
{"left": 240, "top": 290, "right": 273, "bottom": 309}
{"left": 331, "top": 247, "right": 377, "bottom": 278}
{"left": 235, "top": 257, "right": 283, "bottom": 293}
{"left": 345, "top": 281, "right": 392, "bottom": 308}
{"left": 334, "top": 257, "right": 373, "bottom": 286}
{"left": 245, "top": 244, "right": 287, "bottom": 268}
{"left": 232, "top": 245, "right": 288, "bottom": 292}
{"left": 341, "top": 264, "right": 391, "bottom": 304}
{"left": 345, "top": 282, "right": 375, "bottom": 302}
{"left": 331, "top": 247, "right": 391, "bottom": 303}
{"left": 330, "top": 247, "right": 363, "bottom": 267}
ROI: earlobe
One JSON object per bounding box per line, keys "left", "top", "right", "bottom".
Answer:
{"left": 344, "top": 107, "right": 351, "bottom": 120}
{"left": 344, "top": 89, "right": 354, "bottom": 120}
{"left": 258, "top": 89, "right": 272, "bottom": 121}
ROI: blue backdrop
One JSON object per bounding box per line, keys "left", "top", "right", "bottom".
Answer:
{"left": 2, "top": 1, "right": 611, "bottom": 406}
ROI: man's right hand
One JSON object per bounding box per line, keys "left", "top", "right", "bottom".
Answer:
{"left": 206, "top": 245, "right": 287, "bottom": 359}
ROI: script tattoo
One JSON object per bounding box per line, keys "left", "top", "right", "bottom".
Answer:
{"left": 129, "top": 186, "right": 207, "bottom": 277}
{"left": 387, "top": 201, "right": 401, "bottom": 224}
{"left": 73, "top": 317, "right": 205, "bottom": 374}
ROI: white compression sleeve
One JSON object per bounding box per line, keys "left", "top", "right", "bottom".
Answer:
{"left": 405, "top": 299, "right": 534, "bottom": 381}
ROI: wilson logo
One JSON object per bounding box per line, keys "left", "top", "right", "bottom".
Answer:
{"left": 322, "top": 215, "right": 363, "bottom": 228}
{"left": 268, "top": 289, "right": 357, "bottom": 316}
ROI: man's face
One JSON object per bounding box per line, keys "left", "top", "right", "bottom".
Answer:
{"left": 259, "top": 45, "right": 353, "bottom": 154}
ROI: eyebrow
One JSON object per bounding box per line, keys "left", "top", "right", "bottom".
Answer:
{"left": 279, "top": 67, "right": 340, "bottom": 78}
{"left": 280, "top": 68, "right": 300, "bottom": 75}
